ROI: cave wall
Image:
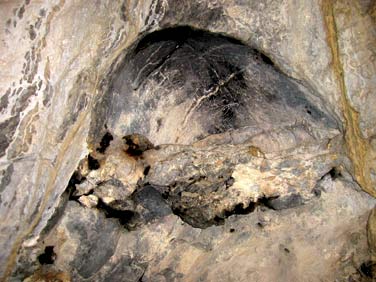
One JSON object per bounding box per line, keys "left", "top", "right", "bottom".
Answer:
{"left": 0, "top": 0, "right": 375, "bottom": 279}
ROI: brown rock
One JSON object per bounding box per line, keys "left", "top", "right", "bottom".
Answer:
{"left": 368, "top": 206, "right": 376, "bottom": 260}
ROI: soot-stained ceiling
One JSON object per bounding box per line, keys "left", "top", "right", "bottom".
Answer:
{"left": 102, "top": 26, "right": 336, "bottom": 146}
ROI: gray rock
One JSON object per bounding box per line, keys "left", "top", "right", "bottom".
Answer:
{"left": 19, "top": 176, "right": 375, "bottom": 281}
{"left": 264, "top": 194, "right": 304, "bottom": 210}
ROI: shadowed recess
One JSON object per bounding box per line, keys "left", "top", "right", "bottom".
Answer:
{"left": 97, "top": 26, "right": 336, "bottom": 145}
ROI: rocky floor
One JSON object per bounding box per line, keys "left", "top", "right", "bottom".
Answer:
{"left": 10, "top": 122, "right": 376, "bottom": 282}
{"left": 16, "top": 164, "right": 376, "bottom": 281}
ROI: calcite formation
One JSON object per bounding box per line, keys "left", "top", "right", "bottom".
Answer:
{"left": 0, "top": 0, "right": 375, "bottom": 281}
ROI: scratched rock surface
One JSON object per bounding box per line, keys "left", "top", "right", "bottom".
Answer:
{"left": 109, "top": 27, "right": 338, "bottom": 146}
{"left": 0, "top": 0, "right": 375, "bottom": 281}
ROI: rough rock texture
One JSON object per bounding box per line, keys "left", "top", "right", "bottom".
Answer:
{"left": 16, "top": 176, "right": 376, "bottom": 281}
{"left": 0, "top": 0, "right": 375, "bottom": 281}
{"left": 109, "top": 27, "right": 338, "bottom": 145}
{"left": 367, "top": 207, "right": 376, "bottom": 260}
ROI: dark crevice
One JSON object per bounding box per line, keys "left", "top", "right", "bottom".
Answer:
{"left": 69, "top": 188, "right": 94, "bottom": 202}
{"left": 66, "top": 171, "right": 87, "bottom": 201}
{"left": 65, "top": 172, "right": 138, "bottom": 230}
{"left": 259, "top": 52, "right": 274, "bottom": 66}
{"left": 134, "top": 26, "right": 244, "bottom": 53}
{"left": 260, "top": 194, "right": 303, "bottom": 211}
{"left": 212, "top": 215, "right": 224, "bottom": 225}
{"left": 67, "top": 174, "right": 90, "bottom": 202}
{"left": 138, "top": 270, "right": 146, "bottom": 282}
{"left": 168, "top": 192, "right": 307, "bottom": 229}
{"left": 143, "top": 165, "right": 151, "bottom": 176}
{"left": 318, "top": 167, "right": 343, "bottom": 182}
{"left": 311, "top": 167, "right": 343, "bottom": 197}
{"left": 68, "top": 170, "right": 86, "bottom": 188}
{"left": 96, "top": 199, "right": 136, "bottom": 230}
{"left": 161, "top": 190, "right": 169, "bottom": 200}
{"left": 37, "top": 246, "right": 56, "bottom": 265}
{"left": 123, "top": 134, "right": 154, "bottom": 157}
{"left": 170, "top": 198, "right": 257, "bottom": 228}
{"left": 207, "top": 200, "right": 261, "bottom": 227}
{"left": 312, "top": 186, "right": 322, "bottom": 198}
{"left": 305, "top": 105, "right": 312, "bottom": 115}
{"left": 225, "top": 177, "right": 235, "bottom": 188}
{"left": 96, "top": 131, "right": 113, "bottom": 154}
{"left": 93, "top": 184, "right": 172, "bottom": 230}
{"left": 224, "top": 202, "right": 256, "bottom": 217}
{"left": 88, "top": 154, "right": 100, "bottom": 170}
{"left": 328, "top": 167, "right": 342, "bottom": 180}
{"left": 360, "top": 261, "right": 376, "bottom": 278}
{"left": 257, "top": 222, "right": 265, "bottom": 228}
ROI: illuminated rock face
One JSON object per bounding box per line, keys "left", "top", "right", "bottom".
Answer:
{"left": 0, "top": 1, "right": 375, "bottom": 281}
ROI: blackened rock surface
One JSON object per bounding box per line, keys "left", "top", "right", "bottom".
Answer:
{"left": 123, "top": 133, "right": 154, "bottom": 156}
{"left": 142, "top": 140, "right": 341, "bottom": 228}
{"left": 110, "top": 27, "right": 337, "bottom": 145}
{"left": 265, "top": 194, "right": 304, "bottom": 210}
{"left": 55, "top": 202, "right": 121, "bottom": 280}
{"left": 132, "top": 185, "right": 172, "bottom": 222}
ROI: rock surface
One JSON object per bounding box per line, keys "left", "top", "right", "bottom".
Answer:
{"left": 16, "top": 175, "right": 376, "bottom": 281}
{"left": 0, "top": 0, "right": 375, "bottom": 281}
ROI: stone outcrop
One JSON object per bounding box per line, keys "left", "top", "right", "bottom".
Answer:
{"left": 0, "top": 0, "right": 375, "bottom": 281}
{"left": 16, "top": 174, "right": 376, "bottom": 281}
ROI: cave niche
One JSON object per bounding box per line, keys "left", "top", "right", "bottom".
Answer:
{"left": 93, "top": 26, "right": 337, "bottom": 147}
{"left": 79, "top": 26, "right": 343, "bottom": 229}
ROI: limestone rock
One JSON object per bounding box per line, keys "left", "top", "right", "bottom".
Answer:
{"left": 15, "top": 176, "right": 376, "bottom": 281}
{"left": 74, "top": 180, "right": 95, "bottom": 197}
{"left": 0, "top": 0, "right": 375, "bottom": 281}
{"left": 78, "top": 194, "right": 98, "bottom": 208}
{"left": 142, "top": 140, "right": 340, "bottom": 228}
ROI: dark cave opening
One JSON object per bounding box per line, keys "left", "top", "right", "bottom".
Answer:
{"left": 87, "top": 155, "right": 100, "bottom": 170}
{"left": 78, "top": 25, "right": 341, "bottom": 232}
{"left": 96, "top": 131, "right": 113, "bottom": 154}
{"left": 134, "top": 26, "right": 245, "bottom": 53}
{"left": 62, "top": 23, "right": 343, "bottom": 236}
{"left": 37, "top": 246, "right": 56, "bottom": 265}
{"left": 98, "top": 25, "right": 337, "bottom": 149}
{"left": 96, "top": 199, "right": 136, "bottom": 229}
{"left": 123, "top": 133, "right": 154, "bottom": 157}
